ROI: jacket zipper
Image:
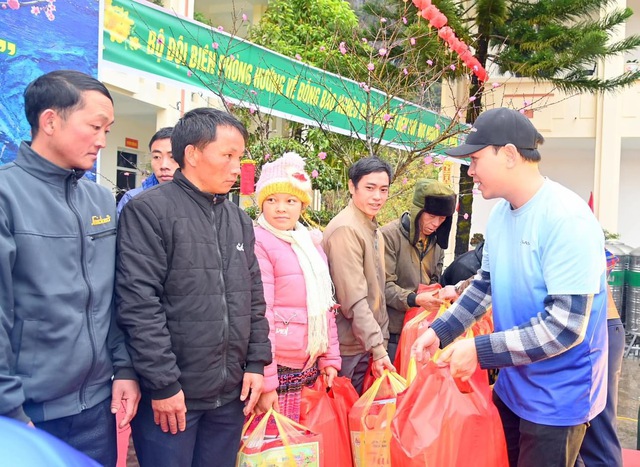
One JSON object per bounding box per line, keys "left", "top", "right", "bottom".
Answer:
{"left": 90, "top": 229, "right": 116, "bottom": 241}
{"left": 210, "top": 205, "right": 229, "bottom": 408}
{"left": 66, "top": 174, "right": 97, "bottom": 411}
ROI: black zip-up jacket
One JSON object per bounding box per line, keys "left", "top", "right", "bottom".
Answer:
{"left": 115, "top": 170, "right": 271, "bottom": 409}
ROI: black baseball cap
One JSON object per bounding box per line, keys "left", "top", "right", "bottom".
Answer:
{"left": 446, "top": 108, "right": 543, "bottom": 160}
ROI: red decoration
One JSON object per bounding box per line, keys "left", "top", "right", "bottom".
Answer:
{"left": 240, "top": 160, "right": 256, "bottom": 195}
{"left": 413, "top": 0, "right": 489, "bottom": 82}
{"left": 292, "top": 172, "right": 308, "bottom": 182}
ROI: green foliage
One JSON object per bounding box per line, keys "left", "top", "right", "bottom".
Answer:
{"left": 490, "top": 0, "right": 640, "bottom": 92}
{"left": 193, "top": 11, "right": 213, "bottom": 26}
{"left": 604, "top": 229, "right": 621, "bottom": 241}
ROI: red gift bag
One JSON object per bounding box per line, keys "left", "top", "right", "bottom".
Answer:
{"left": 237, "top": 409, "right": 323, "bottom": 467}
{"left": 390, "top": 361, "right": 508, "bottom": 467}
{"left": 349, "top": 371, "right": 407, "bottom": 466}
{"left": 300, "top": 376, "right": 358, "bottom": 467}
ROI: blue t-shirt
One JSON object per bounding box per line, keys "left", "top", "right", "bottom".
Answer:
{"left": 484, "top": 179, "right": 607, "bottom": 425}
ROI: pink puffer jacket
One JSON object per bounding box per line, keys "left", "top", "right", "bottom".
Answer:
{"left": 254, "top": 226, "right": 341, "bottom": 392}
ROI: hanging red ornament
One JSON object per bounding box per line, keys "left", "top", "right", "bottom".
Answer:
{"left": 421, "top": 5, "right": 439, "bottom": 21}
{"left": 240, "top": 159, "right": 256, "bottom": 195}
{"left": 430, "top": 12, "right": 448, "bottom": 29}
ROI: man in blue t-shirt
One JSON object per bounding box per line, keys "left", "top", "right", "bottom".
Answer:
{"left": 412, "top": 108, "right": 608, "bottom": 467}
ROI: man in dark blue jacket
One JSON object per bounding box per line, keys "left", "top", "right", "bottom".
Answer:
{"left": 116, "top": 108, "right": 271, "bottom": 467}
{"left": 0, "top": 70, "right": 139, "bottom": 466}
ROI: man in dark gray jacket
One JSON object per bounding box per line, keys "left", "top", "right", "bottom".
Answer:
{"left": 116, "top": 108, "right": 271, "bottom": 467}
{"left": 0, "top": 70, "right": 139, "bottom": 467}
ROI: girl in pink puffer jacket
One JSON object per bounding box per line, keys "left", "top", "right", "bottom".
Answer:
{"left": 253, "top": 152, "right": 341, "bottom": 422}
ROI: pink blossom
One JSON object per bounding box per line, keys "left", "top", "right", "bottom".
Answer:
{"left": 319, "top": 46, "right": 326, "bottom": 51}
{"left": 157, "top": 37, "right": 163, "bottom": 44}
{"left": 212, "top": 42, "right": 219, "bottom": 50}
{"left": 229, "top": 55, "right": 235, "bottom": 60}
{"left": 31, "top": 6, "right": 40, "bottom": 14}
{"left": 469, "top": 96, "right": 476, "bottom": 102}
{"left": 311, "top": 169, "right": 319, "bottom": 178}
{"left": 380, "top": 17, "right": 387, "bottom": 23}
{"left": 401, "top": 125, "right": 408, "bottom": 131}
{"left": 218, "top": 26, "right": 224, "bottom": 31}
{"left": 492, "top": 82, "right": 501, "bottom": 88}
{"left": 242, "top": 13, "right": 248, "bottom": 22}
{"left": 402, "top": 177, "right": 408, "bottom": 185}
{"left": 378, "top": 48, "right": 387, "bottom": 56}
{"left": 318, "top": 152, "right": 327, "bottom": 160}
{"left": 403, "top": 68, "right": 408, "bottom": 75}
{"left": 463, "top": 213, "right": 469, "bottom": 220}
{"left": 249, "top": 107, "right": 256, "bottom": 114}
{"left": 410, "top": 38, "right": 416, "bottom": 46}
{"left": 402, "top": 17, "right": 408, "bottom": 25}
{"left": 523, "top": 100, "right": 531, "bottom": 107}
{"left": 187, "top": 70, "right": 192, "bottom": 77}
{"left": 435, "top": 123, "right": 441, "bottom": 130}
{"left": 295, "top": 54, "right": 302, "bottom": 60}
{"left": 7, "top": 0, "right": 19, "bottom": 10}
{"left": 423, "top": 156, "right": 433, "bottom": 165}
{"left": 427, "top": 59, "right": 433, "bottom": 66}
{"left": 250, "top": 90, "right": 257, "bottom": 95}
{"left": 519, "top": 109, "right": 526, "bottom": 114}
{"left": 361, "top": 38, "right": 368, "bottom": 44}
{"left": 383, "top": 113, "right": 392, "bottom": 122}
{"left": 450, "top": 64, "right": 456, "bottom": 71}
{"left": 264, "top": 153, "right": 271, "bottom": 160}
{"left": 367, "top": 62, "right": 375, "bottom": 71}
{"left": 339, "top": 42, "right": 347, "bottom": 55}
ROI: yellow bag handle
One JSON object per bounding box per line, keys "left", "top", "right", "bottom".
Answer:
{"left": 238, "top": 409, "right": 314, "bottom": 467}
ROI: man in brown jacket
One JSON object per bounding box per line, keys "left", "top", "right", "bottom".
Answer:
{"left": 380, "top": 179, "right": 457, "bottom": 362}
{"left": 322, "top": 157, "right": 395, "bottom": 393}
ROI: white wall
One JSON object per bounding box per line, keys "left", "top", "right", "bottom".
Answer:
{"left": 99, "top": 115, "right": 156, "bottom": 197}
{"left": 618, "top": 147, "right": 640, "bottom": 249}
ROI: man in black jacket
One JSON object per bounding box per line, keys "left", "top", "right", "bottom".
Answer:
{"left": 116, "top": 108, "right": 271, "bottom": 467}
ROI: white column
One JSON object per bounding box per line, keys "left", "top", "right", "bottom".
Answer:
{"left": 593, "top": 0, "right": 626, "bottom": 232}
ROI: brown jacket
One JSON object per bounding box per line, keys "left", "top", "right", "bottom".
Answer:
{"left": 381, "top": 213, "right": 444, "bottom": 334}
{"left": 322, "top": 200, "right": 388, "bottom": 359}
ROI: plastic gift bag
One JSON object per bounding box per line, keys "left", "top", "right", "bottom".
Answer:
{"left": 237, "top": 409, "right": 322, "bottom": 467}
{"left": 300, "top": 376, "right": 358, "bottom": 467}
{"left": 390, "top": 361, "right": 508, "bottom": 467}
{"left": 349, "top": 370, "right": 407, "bottom": 466}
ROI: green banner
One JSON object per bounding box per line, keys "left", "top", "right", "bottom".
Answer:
{"left": 102, "top": 0, "right": 457, "bottom": 151}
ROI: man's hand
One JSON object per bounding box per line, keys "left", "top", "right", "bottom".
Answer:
{"left": 371, "top": 355, "right": 396, "bottom": 378}
{"left": 415, "top": 291, "right": 444, "bottom": 312}
{"left": 322, "top": 366, "right": 339, "bottom": 388}
{"left": 436, "top": 338, "right": 478, "bottom": 382}
{"left": 411, "top": 328, "right": 440, "bottom": 362}
{"left": 111, "top": 379, "right": 141, "bottom": 429}
{"left": 438, "top": 285, "right": 459, "bottom": 302}
{"left": 241, "top": 372, "right": 264, "bottom": 416}
{"left": 151, "top": 391, "right": 187, "bottom": 434}
{"left": 254, "top": 390, "right": 279, "bottom": 415}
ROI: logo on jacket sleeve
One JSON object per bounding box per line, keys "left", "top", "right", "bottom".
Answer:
{"left": 236, "top": 243, "right": 244, "bottom": 251}
{"left": 91, "top": 215, "right": 112, "bottom": 226}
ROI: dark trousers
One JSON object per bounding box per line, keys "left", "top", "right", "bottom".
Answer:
{"left": 387, "top": 333, "right": 400, "bottom": 364}
{"left": 576, "top": 318, "right": 624, "bottom": 467}
{"left": 131, "top": 395, "right": 245, "bottom": 467}
{"left": 339, "top": 352, "right": 370, "bottom": 394}
{"left": 493, "top": 392, "right": 587, "bottom": 467}
{"left": 35, "top": 397, "right": 117, "bottom": 467}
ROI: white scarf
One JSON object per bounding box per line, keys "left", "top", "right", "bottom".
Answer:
{"left": 257, "top": 214, "right": 336, "bottom": 362}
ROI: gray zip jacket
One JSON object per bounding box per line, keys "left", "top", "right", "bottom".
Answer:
{"left": 0, "top": 142, "right": 135, "bottom": 423}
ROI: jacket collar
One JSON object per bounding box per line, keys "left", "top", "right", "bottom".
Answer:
{"left": 173, "top": 170, "right": 227, "bottom": 209}
{"left": 15, "top": 141, "right": 85, "bottom": 185}
{"left": 347, "top": 199, "right": 379, "bottom": 232}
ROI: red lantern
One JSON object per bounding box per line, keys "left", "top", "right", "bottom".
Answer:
{"left": 421, "top": 5, "right": 439, "bottom": 21}
{"left": 413, "top": 0, "right": 431, "bottom": 9}
{"left": 438, "top": 26, "right": 455, "bottom": 41}
{"left": 430, "top": 12, "right": 448, "bottom": 29}
{"left": 240, "top": 159, "right": 257, "bottom": 195}
{"left": 459, "top": 50, "right": 473, "bottom": 63}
